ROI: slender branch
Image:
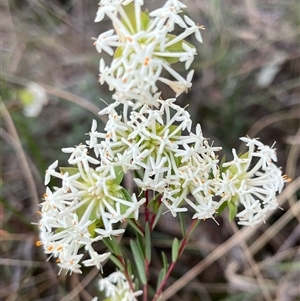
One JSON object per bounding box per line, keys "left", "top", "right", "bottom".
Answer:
{"left": 117, "top": 255, "right": 136, "bottom": 293}
{"left": 132, "top": 219, "right": 145, "bottom": 235}
{"left": 152, "top": 219, "right": 199, "bottom": 301}
{"left": 143, "top": 260, "right": 149, "bottom": 301}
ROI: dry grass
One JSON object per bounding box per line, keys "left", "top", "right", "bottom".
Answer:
{"left": 1, "top": 0, "right": 299, "bottom": 300}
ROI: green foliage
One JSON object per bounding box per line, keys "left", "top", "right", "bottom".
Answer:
{"left": 162, "top": 35, "right": 195, "bottom": 64}
{"left": 227, "top": 200, "right": 238, "bottom": 222}
{"left": 171, "top": 237, "right": 179, "bottom": 262}
{"left": 2, "top": 1, "right": 299, "bottom": 300}
{"left": 103, "top": 236, "right": 122, "bottom": 256}
{"left": 152, "top": 202, "right": 165, "bottom": 229}
{"left": 128, "top": 219, "right": 145, "bottom": 237}
{"left": 109, "top": 255, "right": 125, "bottom": 271}
{"left": 178, "top": 212, "right": 186, "bottom": 236}
{"left": 130, "top": 240, "right": 147, "bottom": 285}
{"left": 156, "top": 268, "right": 166, "bottom": 291}
{"left": 145, "top": 222, "right": 152, "bottom": 262}
{"left": 114, "top": 166, "right": 125, "bottom": 185}
{"left": 122, "top": 3, "right": 150, "bottom": 33}
{"left": 156, "top": 251, "right": 169, "bottom": 290}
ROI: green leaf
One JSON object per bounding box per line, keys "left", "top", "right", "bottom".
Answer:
{"left": 130, "top": 240, "right": 147, "bottom": 285}
{"left": 161, "top": 251, "right": 169, "bottom": 271}
{"left": 152, "top": 202, "right": 165, "bottom": 229}
{"left": 178, "top": 212, "right": 186, "bottom": 236}
{"left": 109, "top": 254, "right": 125, "bottom": 271}
{"left": 160, "top": 35, "right": 195, "bottom": 64}
{"left": 172, "top": 238, "right": 179, "bottom": 262}
{"left": 122, "top": 3, "right": 150, "bottom": 33}
{"left": 128, "top": 219, "right": 145, "bottom": 237}
{"left": 228, "top": 200, "right": 238, "bottom": 221}
{"left": 119, "top": 188, "right": 135, "bottom": 217}
{"left": 145, "top": 222, "right": 151, "bottom": 262}
{"left": 59, "top": 167, "right": 80, "bottom": 176}
{"left": 219, "top": 155, "right": 227, "bottom": 173}
{"left": 216, "top": 201, "right": 228, "bottom": 217}
{"left": 120, "top": 187, "right": 132, "bottom": 201}
{"left": 156, "top": 268, "right": 166, "bottom": 290}
{"left": 151, "top": 194, "right": 161, "bottom": 213}
{"left": 137, "top": 231, "right": 145, "bottom": 257}
{"left": 127, "top": 259, "right": 133, "bottom": 276}
{"left": 114, "top": 46, "right": 124, "bottom": 59}
{"left": 134, "top": 276, "right": 140, "bottom": 293}
{"left": 103, "top": 236, "right": 122, "bottom": 256}
{"left": 114, "top": 166, "right": 124, "bottom": 185}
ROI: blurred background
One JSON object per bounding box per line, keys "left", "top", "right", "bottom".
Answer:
{"left": 1, "top": 0, "right": 299, "bottom": 300}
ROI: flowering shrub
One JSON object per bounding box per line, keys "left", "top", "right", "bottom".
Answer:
{"left": 36, "top": 0, "right": 286, "bottom": 300}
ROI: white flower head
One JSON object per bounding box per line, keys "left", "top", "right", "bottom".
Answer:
{"left": 218, "top": 137, "right": 286, "bottom": 226}
{"left": 94, "top": 0, "right": 203, "bottom": 105}
{"left": 38, "top": 143, "right": 146, "bottom": 273}
{"left": 20, "top": 82, "right": 48, "bottom": 117}
{"left": 98, "top": 271, "right": 143, "bottom": 301}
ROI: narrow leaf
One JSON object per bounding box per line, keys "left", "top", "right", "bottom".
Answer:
{"left": 145, "top": 222, "right": 151, "bottom": 262}
{"left": 152, "top": 202, "right": 165, "bottom": 229}
{"left": 122, "top": 3, "right": 150, "bottom": 33}
{"left": 103, "top": 236, "right": 122, "bottom": 256}
{"left": 156, "top": 268, "right": 166, "bottom": 290}
{"left": 172, "top": 238, "right": 179, "bottom": 262}
{"left": 127, "top": 259, "right": 132, "bottom": 276}
{"left": 128, "top": 219, "right": 144, "bottom": 237}
{"left": 130, "top": 240, "right": 147, "bottom": 285}
{"left": 161, "top": 251, "right": 169, "bottom": 271}
{"left": 137, "top": 231, "right": 145, "bottom": 257}
{"left": 228, "top": 201, "right": 238, "bottom": 221}
{"left": 216, "top": 201, "right": 228, "bottom": 216}
{"left": 59, "top": 167, "right": 79, "bottom": 176}
{"left": 109, "top": 254, "right": 124, "bottom": 271}
{"left": 113, "top": 166, "right": 124, "bottom": 185}
{"left": 178, "top": 212, "right": 186, "bottom": 236}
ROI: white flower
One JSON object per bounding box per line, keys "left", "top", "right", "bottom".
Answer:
{"left": 93, "top": 0, "right": 202, "bottom": 105}
{"left": 98, "top": 271, "right": 143, "bottom": 301}
{"left": 39, "top": 143, "right": 146, "bottom": 273}
{"left": 21, "top": 82, "right": 48, "bottom": 117}
{"left": 84, "top": 99, "right": 223, "bottom": 218}
{"left": 93, "top": 29, "right": 119, "bottom": 55}
{"left": 218, "top": 137, "right": 286, "bottom": 226}
{"left": 44, "top": 160, "right": 59, "bottom": 185}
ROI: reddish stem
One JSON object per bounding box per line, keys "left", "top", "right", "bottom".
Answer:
{"left": 117, "top": 255, "right": 136, "bottom": 293}
{"left": 132, "top": 219, "right": 145, "bottom": 235}
{"left": 143, "top": 259, "right": 150, "bottom": 301}
{"left": 151, "top": 219, "right": 199, "bottom": 301}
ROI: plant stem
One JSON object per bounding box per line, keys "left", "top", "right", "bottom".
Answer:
{"left": 143, "top": 262, "right": 149, "bottom": 301}
{"left": 149, "top": 195, "right": 162, "bottom": 231}
{"left": 151, "top": 219, "right": 199, "bottom": 301}
{"left": 117, "top": 255, "right": 136, "bottom": 293}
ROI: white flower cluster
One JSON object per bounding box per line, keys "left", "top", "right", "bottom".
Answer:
{"left": 94, "top": 0, "right": 202, "bottom": 106}
{"left": 98, "top": 271, "right": 142, "bottom": 301}
{"left": 89, "top": 98, "right": 221, "bottom": 218}
{"left": 38, "top": 146, "right": 145, "bottom": 274}
{"left": 218, "top": 137, "right": 285, "bottom": 226}
{"left": 38, "top": 0, "right": 285, "bottom": 280}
